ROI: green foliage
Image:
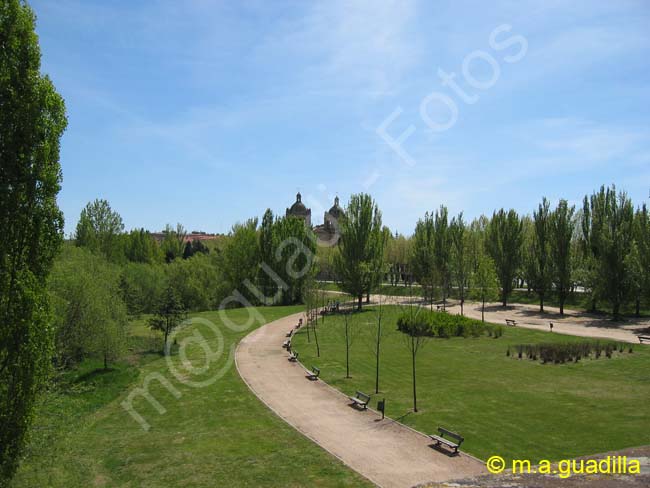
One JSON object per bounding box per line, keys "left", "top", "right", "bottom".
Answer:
{"left": 510, "top": 340, "right": 631, "bottom": 364}
{"left": 48, "top": 246, "right": 128, "bottom": 369}
{"left": 470, "top": 254, "right": 500, "bottom": 320}
{"left": 531, "top": 198, "right": 552, "bottom": 311}
{"left": 397, "top": 309, "right": 502, "bottom": 338}
{"left": 450, "top": 212, "right": 470, "bottom": 313}
{"left": 549, "top": 200, "right": 576, "bottom": 315}
{"left": 149, "top": 284, "right": 185, "bottom": 352}
{"left": 74, "top": 199, "right": 125, "bottom": 262}
{"left": 120, "top": 261, "right": 166, "bottom": 315}
{"left": 219, "top": 218, "right": 260, "bottom": 303}
{"left": 182, "top": 238, "right": 209, "bottom": 260}
{"left": 410, "top": 211, "right": 436, "bottom": 300}
{"left": 166, "top": 253, "right": 223, "bottom": 311}
{"left": 0, "top": 0, "right": 67, "bottom": 480}
{"left": 581, "top": 185, "right": 635, "bottom": 318}
{"left": 160, "top": 223, "right": 187, "bottom": 263}
{"left": 334, "top": 194, "right": 385, "bottom": 309}
{"left": 125, "top": 228, "right": 161, "bottom": 263}
{"left": 486, "top": 208, "right": 523, "bottom": 306}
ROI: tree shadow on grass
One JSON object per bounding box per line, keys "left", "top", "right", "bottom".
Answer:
{"left": 74, "top": 367, "right": 116, "bottom": 384}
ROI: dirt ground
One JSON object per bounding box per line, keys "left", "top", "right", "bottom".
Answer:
{"left": 236, "top": 312, "right": 486, "bottom": 488}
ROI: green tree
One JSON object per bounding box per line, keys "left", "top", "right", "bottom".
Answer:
{"left": 582, "top": 185, "right": 635, "bottom": 318}
{"left": 633, "top": 204, "right": 650, "bottom": 315}
{"left": 334, "top": 194, "right": 384, "bottom": 310}
{"left": 75, "top": 199, "right": 125, "bottom": 262}
{"left": 220, "top": 218, "right": 260, "bottom": 303}
{"left": 124, "top": 228, "right": 160, "bottom": 263}
{"left": 0, "top": 1, "right": 67, "bottom": 480}
{"left": 450, "top": 212, "right": 470, "bottom": 315}
{"left": 397, "top": 307, "right": 431, "bottom": 412}
{"left": 433, "top": 206, "right": 451, "bottom": 308}
{"left": 258, "top": 209, "right": 275, "bottom": 303}
{"left": 532, "top": 198, "right": 552, "bottom": 312}
{"left": 486, "top": 209, "right": 523, "bottom": 306}
{"left": 470, "top": 254, "right": 500, "bottom": 322}
{"left": 549, "top": 200, "right": 575, "bottom": 315}
{"left": 410, "top": 212, "right": 436, "bottom": 305}
{"left": 160, "top": 223, "right": 187, "bottom": 263}
{"left": 149, "top": 284, "right": 185, "bottom": 353}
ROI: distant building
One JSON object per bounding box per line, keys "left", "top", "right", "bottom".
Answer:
{"left": 286, "top": 192, "right": 312, "bottom": 227}
{"left": 314, "top": 196, "right": 344, "bottom": 245}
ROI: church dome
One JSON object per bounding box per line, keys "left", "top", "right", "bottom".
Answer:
{"left": 328, "top": 196, "right": 343, "bottom": 219}
{"left": 288, "top": 192, "right": 309, "bottom": 215}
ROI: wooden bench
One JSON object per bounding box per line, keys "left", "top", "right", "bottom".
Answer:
{"left": 282, "top": 339, "right": 291, "bottom": 350}
{"left": 638, "top": 335, "right": 650, "bottom": 344}
{"left": 288, "top": 351, "right": 299, "bottom": 362}
{"left": 505, "top": 319, "right": 517, "bottom": 327}
{"left": 429, "top": 427, "right": 464, "bottom": 455}
{"left": 348, "top": 391, "right": 371, "bottom": 410}
{"left": 286, "top": 329, "right": 293, "bottom": 338}
{"left": 306, "top": 366, "right": 320, "bottom": 380}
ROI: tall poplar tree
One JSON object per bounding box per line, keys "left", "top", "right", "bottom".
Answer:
{"left": 486, "top": 209, "right": 523, "bottom": 306}
{"left": 1, "top": 0, "right": 67, "bottom": 480}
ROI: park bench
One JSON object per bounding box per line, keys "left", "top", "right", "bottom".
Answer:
{"left": 288, "top": 351, "right": 299, "bottom": 362}
{"left": 505, "top": 319, "right": 517, "bottom": 327}
{"left": 638, "top": 335, "right": 650, "bottom": 344}
{"left": 306, "top": 366, "right": 320, "bottom": 381}
{"left": 282, "top": 339, "right": 291, "bottom": 350}
{"left": 286, "top": 329, "right": 293, "bottom": 338}
{"left": 429, "top": 427, "right": 464, "bottom": 455}
{"left": 348, "top": 391, "right": 371, "bottom": 410}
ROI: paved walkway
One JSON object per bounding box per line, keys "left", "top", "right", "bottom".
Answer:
{"left": 334, "top": 292, "right": 649, "bottom": 344}
{"left": 236, "top": 312, "right": 486, "bottom": 488}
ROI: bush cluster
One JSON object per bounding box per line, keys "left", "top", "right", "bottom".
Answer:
{"left": 507, "top": 341, "right": 633, "bottom": 364}
{"left": 397, "top": 310, "right": 504, "bottom": 338}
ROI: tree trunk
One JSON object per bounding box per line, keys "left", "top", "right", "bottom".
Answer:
{"left": 313, "top": 322, "right": 320, "bottom": 357}
{"left": 460, "top": 297, "right": 464, "bottom": 316}
{"left": 482, "top": 297, "right": 485, "bottom": 322}
{"left": 560, "top": 295, "right": 565, "bottom": 316}
{"left": 636, "top": 299, "right": 640, "bottom": 318}
{"left": 357, "top": 295, "right": 362, "bottom": 310}
{"left": 375, "top": 317, "right": 381, "bottom": 394}
{"left": 540, "top": 293, "right": 545, "bottom": 313}
{"left": 411, "top": 339, "right": 417, "bottom": 412}
{"left": 613, "top": 301, "right": 620, "bottom": 321}
{"left": 366, "top": 291, "right": 370, "bottom": 303}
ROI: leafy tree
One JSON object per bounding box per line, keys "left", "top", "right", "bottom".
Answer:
{"left": 75, "top": 199, "right": 125, "bottom": 262}
{"left": 532, "top": 198, "right": 552, "bottom": 312}
{"left": 433, "top": 206, "right": 451, "bottom": 308}
{"left": 334, "top": 194, "right": 384, "bottom": 310}
{"left": 471, "top": 254, "right": 500, "bottom": 322}
{"left": 160, "top": 223, "right": 187, "bottom": 263}
{"left": 149, "top": 284, "right": 185, "bottom": 353}
{"left": 486, "top": 209, "right": 523, "bottom": 306}
{"left": 271, "top": 216, "right": 317, "bottom": 305}
{"left": 582, "top": 185, "right": 634, "bottom": 318}
{"left": 258, "top": 209, "right": 275, "bottom": 302}
{"left": 120, "top": 262, "right": 166, "bottom": 315}
{"left": 49, "top": 246, "right": 127, "bottom": 369}
{"left": 625, "top": 243, "right": 643, "bottom": 317}
{"left": 385, "top": 232, "right": 412, "bottom": 286}
{"left": 397, "top": 307, "right": 431, "bottom": 412}
{"left": 520, "top": 216, "right": 536, "bottom": 294}
{"left": 0, "top": 1, "right": 67, "bottom": 480}
{"left": 633, "top": 204, "right": 650, "bottom": 315}
{"left": 182, "top": 238, "right": 209, "bottom": 260}
{"left": 220, "top": 218, "right": 260, "bottom": 303}
{"left": 549, "top": 200, "right": 575, "bottom": 315}
{"left": 450, "top": 212, "right": 470, "bottom": 315}
{"left": 410, "top": 212, "right": 436, "bottom": 305}
{"left": 124, "top": 228, "right": 160, "bottom": 263}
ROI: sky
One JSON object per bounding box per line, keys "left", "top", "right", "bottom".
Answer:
{"left": 30, "top": 0, "right": 650, "bottom": 236}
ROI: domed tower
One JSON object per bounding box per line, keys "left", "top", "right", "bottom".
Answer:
{"left": 324, "top": 196, "right": 343, "bottom": 231}
{"left": 286, "top": 192, "right": 312, "bottom": 227}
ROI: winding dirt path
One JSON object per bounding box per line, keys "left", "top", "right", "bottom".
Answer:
{"left": 336, "top": 293, "right": 649, "bottom": 344}
{"left": 236, "top": 312, "right": 486, "bottom": 488}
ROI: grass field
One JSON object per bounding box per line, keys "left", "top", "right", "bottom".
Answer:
{"left": 292, "top": 306, "right": 650, "bottom": 463}
{"left": 12, "top": 306, "right": 370, "bottom": 488}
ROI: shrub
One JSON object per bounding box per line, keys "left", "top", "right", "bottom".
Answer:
{"left": 397, "top": 310, "right": 504, "bottom": 339}
{"left": 509, "top": 340, "right": 630, "bottom": 365}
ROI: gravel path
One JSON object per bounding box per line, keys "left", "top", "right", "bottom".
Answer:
{"left": 236, "top": 312, "right": 486, "bottom": 488}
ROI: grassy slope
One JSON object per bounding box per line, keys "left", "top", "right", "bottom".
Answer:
{"left": 12, "top": 306, "right": 370, "bottom": 488}
{"left": 293, "top": 306, "right": 650, "bottom": 463}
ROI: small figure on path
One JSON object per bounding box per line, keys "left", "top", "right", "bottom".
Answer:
{"left": 550, "top": 322, "right": 554, "bottom": 332}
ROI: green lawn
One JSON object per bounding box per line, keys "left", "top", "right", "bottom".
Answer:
{"left": 292, "top": 306, "right": 650, "bottom": 463}
{"left": 12, "top": 306, "right": 370, "bottom": 488}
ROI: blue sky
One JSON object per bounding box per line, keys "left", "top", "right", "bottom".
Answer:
{"left": 31, "top": 0, "right": 650, "bottom": 236}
